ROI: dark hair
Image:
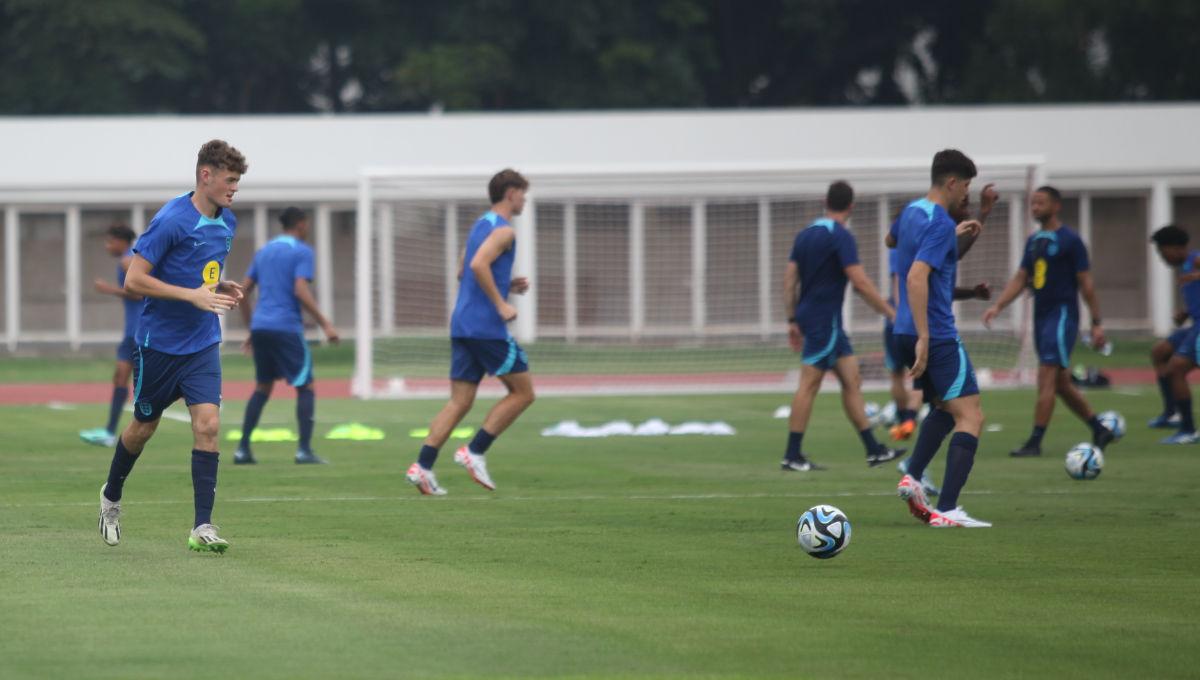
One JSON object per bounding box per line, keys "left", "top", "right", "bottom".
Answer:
{"left": 105, "top": 224, "right": 136, "bottom": 243}
{"left": 197, "top": 139, "right": 248, "bottom": 175}
{"left": 931, "top": 149, "right": 977, "bottom": 186}
{"left": 1151, "top": 224, "right": 1189, "bottom": 247}
{"left": 1035, "top": 185, "right": 1062, "bottom": 202}
{"left": 279, "top": 207, "right": 307, "bottom": 230}
{"left": 488, "top": 168, "right": 529, "bottom": 204}
{"left": 825, "top": 180, "right": 854, "bottom": 212}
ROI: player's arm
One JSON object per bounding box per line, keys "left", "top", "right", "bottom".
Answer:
{"left": 958, "top": 185, "right": 998, "bottom": 260}
{"left": 953, "top": 284, "right": 991, "bottom": 301}
{"left": 982, "top": 269, "right": 1028, "bottom": 327}
{"left": 783, "top": 261, "right": 802, "bottom": 352}
{"left": 885, "top": 233, "right": 897, "bottom": 248}
{"left": 469, "top": 226, "right": 518, "bottom": 321}
{"left": 1077, "top": 270, "right": 1105, "bottom": 347}
{"left": 124, "top": 254, "right": 237, "bottom": 313}
{"left": 93, "top": 255, "right": 143, "bottom": 301}
{"left": 956, "top": 219, "right": 983, "bottom": 260}
{"left": 906, "top": 261, "right": 932, "bottom": 378}
{"left": 238, "top": 276, "right": 257, "bottom": 353}
{"left": 1174, "top": 308, "right": 1190, "bottom": 327}
{"left": 294, "top": 278, "right": 339, "bottom": 344}
{"left": 845, "top": 264, "right": 895, "bottom": 321}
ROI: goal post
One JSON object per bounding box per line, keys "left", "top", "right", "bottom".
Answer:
{"left": 354, "top": 157, "right": 1045, "bottom": 398}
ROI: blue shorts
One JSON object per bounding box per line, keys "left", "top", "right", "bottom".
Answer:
{"left": 895, "top": 334, "right": 979, "bottom": 404}
{"left": 116, "top": 336, "right": 136, "bottom": 363}
{"left": 251, "top": 330, "right": 313, "bottom": 387}
{"left": 451, "top": 337, "right": 529, "bottom": 383}
{"left": 1174, "top": 324, "right": 1200, "bottom": 364}
{"left": 799, "top": 316, "right": 853, "bottom": 371}
{"left": 1167, "top": 326, "right": 1191, "bottom": 352}
{"left": 883, "top": 322, "right": 901, "bottom": 373}
{"left": 132, "top": 343, "right": 222, "bottom": 422}
{"left": 1034, "top": 307, "right": 1078, "bottom": 368}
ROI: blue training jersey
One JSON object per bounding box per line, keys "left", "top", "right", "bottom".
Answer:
{"left": 247, "top": 235, "right": 315, "bottom": 333}
{"left": 133, "top": 193, "right": 237, "bottom": 355}
{"left": 451, "top": 211, "right": 515, "bottom": 339}
{"left": 1020, "top": 225, "right": 1089, "bottom": 318}
{"left": 118, "top": 247, "right": 139, "bottom": 339}
{"left": 789, "top": 218, "right": 859, "bottom": 322}
{"left": 887, "top": 238, "right": 901, "bottom": 306}
{"left": 1182, "top": 250, "right": 1200, "bottom": 322}
{"left": 890, "top": 199, "right": 959, "bottom": 340}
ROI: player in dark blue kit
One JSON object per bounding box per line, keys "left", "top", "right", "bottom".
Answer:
{"left": 781, "top": 181, "right": 903, "bottom": 471}
{"left": 97, "top": 140, "right": 248, "bottom": 553}
{"left": 80, "top": 224, "right": 142, "bottom": 448}
{"left": 983, "top": 186, "right": 1115, "bottom": 457}
{"left": 1147, "top": 225, "right": 1200, "bottom": 430}
{"left": 1150, "top": 225, "right": 1200, "bottom": 443}
{"left": 888, "top": 149, "right": 990, "bottom": 528}
{"left": 406, "top": 169, "right": 535, "bottom": 495}
{"left": 234, "top": 207, "right": 339, "bottom": 465}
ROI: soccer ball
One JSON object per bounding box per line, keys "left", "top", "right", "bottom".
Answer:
{"left": 796, "top": 505, "right": 851, "bottom": 559}
{"left": 864, "top": 402, "right": 882, "bottom": 426}
{"left": 1097, "top": 410, "right": 1125, "bottom": 439}
{"left": 880, "top": 401, "right": 898, "bottom": 427}
{"left": 1065, "top": 443, "right": 1104, "bottom": 480}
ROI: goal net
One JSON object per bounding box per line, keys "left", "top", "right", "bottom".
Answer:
{"left": 353, "top": 159, "right": 1044, "bottom": 398}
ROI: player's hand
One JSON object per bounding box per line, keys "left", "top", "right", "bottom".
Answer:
{"left": 1174, "top": 309, "right": 1190, "bottom": 327}
{"left": 215, "top": 280, "right": 244, "bottom": 305}
{"left": 973, "top": 283, "right": 991, "bottom": 301}
{"left": 979, "top": 183, "right": 999, "bottom": 216}
{"left": 982, "top": 305, "right": 1001, "bottom": 328}
{"left": 885, "top": 305, "right": 896, "bottom": 324}
{"left": 1091, "top": 325, "right": 1106, "bottom": 350}
{"left": 909, "top": 336, "right": 929, "bottom": 379}
{"left": 956, "top": 220, "right": 983, "bottom": 238}
{"left": 787, "top": 322, "right": 803, "bottom": 353}
{"left": 190, "top": 283, "right": 238, "bottom": 314}
{"left": 241, "top": 337, "right": 253, "bottom": 355}
{"left": 510, "top": 277, "right": 530, "bottom": 295}
{"left": 93, "top": 277, "right": 111, "bottom": 294}
{"left": 498, "top": 301, "right": 518, "bottom": 322}
{"left": 322, "top": 322, "right": 340, "bottom": 345}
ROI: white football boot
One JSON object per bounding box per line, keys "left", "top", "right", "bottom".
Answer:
{"left": 406, "top": 463, "right": 448, "bottom": 496}
{"left": 929, "top": 506, "right": 992, "bottom": 528}
{"left": 188, "top": 523, "right": 230, "bottom": 553}
{"left": 99, "top": 485, "right": 121, "bottom": 546}
{"left": 454, "top": 447, "right": 496, "bottom": 491}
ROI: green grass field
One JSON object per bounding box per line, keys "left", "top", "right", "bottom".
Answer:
{"left": 2, "top": 365, "right": 1198, "bottom": 679}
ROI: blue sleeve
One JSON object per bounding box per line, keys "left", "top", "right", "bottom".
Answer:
{"left": 133, "top": 215, "right": 180, "bottom": 266}
{"left": 836, "top": 228, "right": 860, "bottom": 269}
{"left": 1072, "top": 235, "right": 1090, "bottom": 273}
{"left": 789, "top": 233, "right": 802, "bottom": 264}
{"left": 296, "top": 247, "right": 315, "bottom": 281}
{"left": 887, "top": 218, "right": 900, "bottom": 245}
{"left": 914, "top": 220, "right": 954, "bottom": 271}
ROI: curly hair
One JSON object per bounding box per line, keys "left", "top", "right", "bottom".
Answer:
{"left": 196, "top": 139, "right": 248, "bottom": 175}
{"left": 487, "top": 168, "right": 529, "bottom": 204}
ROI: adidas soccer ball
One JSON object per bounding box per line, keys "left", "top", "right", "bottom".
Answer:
{"left": 1065, "top": 443, "right": 1104, "bottom": 480}
{"left": 880, "top": 401, "right": 899, "bottom": 427}
{"left": 1097, "top": 410, "right": 1125, "bottom": 439}
{"left": 864, "top": 402, "right": 882, "bottom": 426}
{"left": 796, "top": 505, "right": 851, "bottom": 559}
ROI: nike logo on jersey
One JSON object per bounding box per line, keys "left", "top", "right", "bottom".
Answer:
{"left": 192, "top": 240, "right": 207, "bottom": 248}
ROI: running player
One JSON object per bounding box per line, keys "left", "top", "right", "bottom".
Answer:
{"left": 1148, "top": 225, "right": 1199, "bottom": 430}
{"left": 405, "top": 169, "right": 535, "bottom": 495}
{"left": 97, "top": 139, "right": 247, "bottom": 553}
{"left": 890, "top": 149, "right": 990, "bottom": 528}
{"left": 80, "top": 224, "right": 141, "bottom": 448}
{"left": 234, "top": 207, "right": 338, "bottom": 465}
{"left": 780, "top": 181, "right": 904, "bottom": 471}
{"left": 1150, "top": 225, "right": 1200, "bottom": 444}
{"left": 983, "top": 186, "right": 1115, "bottom": 457}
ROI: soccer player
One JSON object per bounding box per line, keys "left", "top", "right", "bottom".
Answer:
{"left": 982, "top": 186, "right": 1115, "bottom": 457}
{"left": 79, "top": 224, "right": 141, "bottom": 448}
{"left": 234, "top": 207, "right": 338, "bottom": 465}
{"left": 1150, "top": 225, "right": 1200, "bottom": 443}
{"left": 889, "top": 149, "right": 990, "bottom": 528}
{"left": 781, "top": 181, "right": 904, "bottom": 471}
{"left": 1147, "top": 225, "right": 1199, "bottom": 430}
{"left": 405, "top": 169, "right": 535, "bottom": 495}
{"left": 97, "top": 139, "right": 247, "bottom": 553}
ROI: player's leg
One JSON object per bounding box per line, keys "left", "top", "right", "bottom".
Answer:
{"left": 179, "top": 344, "right": 228, "bottom": 552}
{"left": 455, "top": 370, "right": 535, "bottom": 490}
{"left": 1012, "top": 364, "right": 1058, "bottom": 457}
{"left": 1149, "top": 332, "right": 1183, "bottom": 427}
{"left": 235, "top": 381, "right": 273, "bottom": 464}
{"left": 831, "top": 354, "right": 904, "bottom": 466}
{"left": 407, "top": 338, "right": 485, "bottom": 495}
{"left": 884, "top": 324, "right": 918, "bottom": 441}
{"left": 933, "top": 392, "right": 990, "bottom": 527}
{"left": 286, "top": 333, "right": 323, "bottom": 464}
{"left": 782, "top": 363, "right": 826, "bottom": 471}
{"left": 1162, "top": 351, "right": 1199, "bottom": 444}
{"left": 81, "top": 339, "right": 135, "bottom": 446}
{"left": 1054, "top": 368, "right": 1114, "bottom": 448}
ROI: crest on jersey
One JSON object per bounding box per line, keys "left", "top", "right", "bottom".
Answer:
{"left": 138, "top": 402, "right": 152, "bottom": 417}
{"left": 225, "top": 236, "right": 232, "bottom": 252}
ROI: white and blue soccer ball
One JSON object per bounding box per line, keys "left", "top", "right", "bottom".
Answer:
{"left": 1065, "top": 443, "right": 1104, "bottom": 480}
{"left": 1097, "top": 410, "right": 1125, "bottom": 440}
{"left": 880, "top": 401, "right": 899, "bottom": 427}
{"left": 864, "top": 402, "right": 882, "bottom": 427}
{"left": 796, "top": 505, "right": 851, "bottom": 559}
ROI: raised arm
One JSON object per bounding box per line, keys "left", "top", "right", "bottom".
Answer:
{"left": 469, "top": 226, "right": 517, "bottom": 322}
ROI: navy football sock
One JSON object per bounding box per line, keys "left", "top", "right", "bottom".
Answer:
{"left": 105, "top": 386, "right": 128, "bottom": 435}
{"left": 898, "top": 409, "right": 917, "bottom": 423}
{"left": 103, "top": 437, "right": 139, "bottom": 502}
{"left": 418, "top": 445, "right": 439, "bottom": 470}
{"left": 469, "top": 428, "right": 496, "bottom": 455}
{"left": 905, "top": 408, "right": 954, "bottom": 481}
{"left": 1158, "top": 376, "right": 1176, "bottom": 416}
{"left": 1180, "top": 398, "right": 1195, "bottom": 433}
{"left": 1087, "top": 415, "right": 1104, "bottom": 436}
{"left": 239, "top": 390, "right": 269, "bottom": 452}
{"left": 859, "top": 428, "right": 880, "bottom": 457}
{"left": 785, "top": 431, "right": 804, "bottom": 461}
{"left": 937, "top": 432, "right": 978, "bottom": 512}
{"left": 1027, "top": 425, "right": 1046, "bottom": 448}
{"left": 296, "top": 387, "right": 315, "bottom": 452}
{"left": 191, "top": 450, "right": 219, "bottom": 528}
